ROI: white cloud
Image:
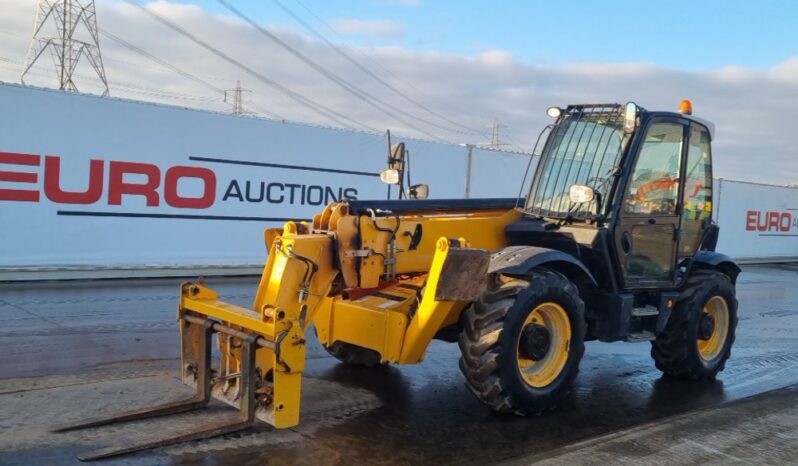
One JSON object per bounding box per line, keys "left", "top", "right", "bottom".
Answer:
{"left": 329, "top": 18, "right": 406, "bottom": 40}
{"left": 0, "top": 0, "right": 796, "bottom": 184}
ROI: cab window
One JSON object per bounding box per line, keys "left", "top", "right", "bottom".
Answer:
{"left": 679, "top": 125, "right": 713, "bottom": 255}
{"left": 623, "top": 123, "right": 684, "bottom": 215}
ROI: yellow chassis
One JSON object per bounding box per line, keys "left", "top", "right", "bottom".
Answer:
{"left": 178, "top": 202, "right": 522, "bottom": 428}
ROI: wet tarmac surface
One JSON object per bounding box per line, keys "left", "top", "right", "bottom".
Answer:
{"left": 1, "top": 263, "right": 797, "bottom": 465}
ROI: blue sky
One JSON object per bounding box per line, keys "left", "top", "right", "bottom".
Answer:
{"left": 3, "top": 0, "right": 795, "bottom": 182}
{"left": 177, "top": 0, "right": 795, "bottom": 69}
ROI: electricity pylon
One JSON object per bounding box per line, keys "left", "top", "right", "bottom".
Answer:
{"left": 21, "top": 0, "right": 109, "bottom": 96}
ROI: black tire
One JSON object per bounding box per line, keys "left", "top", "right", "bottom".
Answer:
{"left": 322, "top": 340, "right": 384, "bottom": 367}
{"left": 652, "top": 269, "right": 738, "bottom": 380}
{"left": 458, "top": 269, "right": 586, "bottom": 415}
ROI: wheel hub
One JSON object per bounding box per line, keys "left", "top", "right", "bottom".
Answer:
{"left": 520, "top": 323, "right": 551, "bottom": 361}
{"left": 698, "top": 313, "right": 716, "bottom": 341}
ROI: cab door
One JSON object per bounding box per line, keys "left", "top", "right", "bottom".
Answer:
{"left": 615, "top": 119, "right": 687, "bottom": 288}
{"left": 678, "top": 124, "right": 714, "bottom": 260}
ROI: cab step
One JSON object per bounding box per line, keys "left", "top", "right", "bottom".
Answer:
{"left": 631, "top": 305, "right": 659, "bottom": 317}
{"left": 625, "top": 330, "right": 656, "bottom": 342}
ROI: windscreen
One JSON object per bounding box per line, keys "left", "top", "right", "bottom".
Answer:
{"left": 526, "top": 104, "right": 628, "bottom": 219}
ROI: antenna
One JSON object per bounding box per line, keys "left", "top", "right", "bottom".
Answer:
{"left": 224, "top": 80, "right": 251, "bottom": 115}
{"left": 21, "top": 0, "right": 109, "bottom": 96}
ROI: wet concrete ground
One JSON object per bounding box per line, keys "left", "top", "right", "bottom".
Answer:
{"left": 0, "top": 263, "right": 797, "bottom": 465}
{"left": 512, "top": 384, "right": 798, "bottom": 465}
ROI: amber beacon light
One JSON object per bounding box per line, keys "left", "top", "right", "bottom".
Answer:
{"left": 678, "top": 99, "right": 693, "bottom": 115}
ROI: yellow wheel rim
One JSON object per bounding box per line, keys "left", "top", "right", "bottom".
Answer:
{"left": 516, "top": 302, "right": 571, "bottom": 388}
{"left": 697, "top": 296, "right": 730, "bottom": 362}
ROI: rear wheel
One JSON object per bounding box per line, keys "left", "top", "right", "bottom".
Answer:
{"left": 458, "top": 269, "right": 586, "bottom": 415}
{"left": 652, "top": 269, "right": 738, "bottom": 379}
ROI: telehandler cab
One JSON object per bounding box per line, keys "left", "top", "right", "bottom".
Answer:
{"left": 57, "top": 101, "right": 740, "bottom": 460}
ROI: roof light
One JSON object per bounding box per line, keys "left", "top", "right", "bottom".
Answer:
{"left": 624, "top": 102, "right": 638, "bottom": 133}
{"left": 380, "top": 168, "right": 400, "bottom": 185}
{"left": 679, "top": 99, "right": 693, "bottom": 115}
{"left": 546, "top": 106, "right": 562, "bottom": 118}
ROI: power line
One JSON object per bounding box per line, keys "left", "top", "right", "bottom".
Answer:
{"left": 216, "top": 0, "right": 449, "bottom": 142}
{"left": 100, "top": 28, "right": 285, "bottom": 120}
{"left": 272, "top": 0, "right": 484, "bottom": 137}
{"left": 6, "top": 54, "right": 283, "bottom": 122}
{"left": 125, "top": 0, "right": 373, "bottom": 132}
{"left": 6, "top": 55, "right": 224, "bottom": 103}
{"left": 291, "top": 0, "right": 489, "bottom": 126}
{"left": 500, "top": 127, "right": 527, "bottom": 153}
{"left": 99, "top": 28, "right": 223, "bottom": 95}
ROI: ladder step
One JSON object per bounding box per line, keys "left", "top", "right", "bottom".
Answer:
{"left": 625, "top": 331, "right": 656, "bottom": 342}
{"left": 631, "top": 306, "right": 659, "bottom": 317}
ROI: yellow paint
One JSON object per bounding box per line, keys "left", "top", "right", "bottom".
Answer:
{"left": 516, "top": 302, "right": 572, "bottom": 388}
{"left": 399, "top": 237, "right": 465, "bottom": 363}
{"left": 177, "top": 200, "right": 522, "bottom": 429}
{"left": 697, "top": 295, "right": 729, "bottom": 362}
{"left": 357, "top": 208, "right": 521, "bottom": 288}
{"left": 325, "top": 298, "right": 410, "bottom": 362}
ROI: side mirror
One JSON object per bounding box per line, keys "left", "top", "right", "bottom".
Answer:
{"left": 380, "top": 168, "right": 400, "bottom": 185}
{"left": 389, "top": 142, "right": 406, "bottom": 170}
{"left": 408, "top": 184, "right": 429, "bottom": 200}
{"left": 569, "top": 184, "right": 594, "bottom": 203}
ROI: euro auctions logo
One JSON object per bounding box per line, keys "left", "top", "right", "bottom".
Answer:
{"left": 746, "top": 210, "right": 798, "bottom": 236}
{"left": 0, "top": 151, "right": 364, "bottom": 221}
{"left": 0, "top": 151, "right": 216, "bottom": 208}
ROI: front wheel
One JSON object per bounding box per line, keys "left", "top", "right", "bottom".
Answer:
{"left": 458, "top": 269, "right": 586, "bottom": 415}
{"left": 651, "top": 269, "right": 738, "bottom": 379}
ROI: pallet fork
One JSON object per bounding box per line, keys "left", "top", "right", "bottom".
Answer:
{"left": 52, "top": 313, "right": 264, "bottom": 461}
{"left": 52, "top": 218, "right": 491, "bottom": 461}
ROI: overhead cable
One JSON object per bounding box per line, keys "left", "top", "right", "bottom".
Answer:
{"left": 126, "top": 0, "right": 375, "bottom": 132}
{"left": 273, "top": 0, "right": 484, "bottom": 137}
{"left": 216, "top": 0, "right": 450, "bottom": 142}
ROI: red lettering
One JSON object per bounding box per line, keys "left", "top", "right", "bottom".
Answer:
{"left": 768, "top": 212, "right": 781, "bottom": 231}
{"left": 746, "top": 210, "right": 758, "bottom": 231}
{"left": 0, "top": 171, "right": 36, "bottom": 183}
{"left": 108, "top": 161, "right": 160, "bottom": 206}
{"left": 756, "top": 211, "right": 767, "bottom": 231}
{"left": 781, "top": 212, "right": 792, "bottom": 232}
{"left": 0, "top": 151, "right": 40, "bottom": 202}
{"left": 164, "top": 166, "right": 216, "bottom": 209}
{"left": 44, "top": 156, "right": 104, "bottom": 204}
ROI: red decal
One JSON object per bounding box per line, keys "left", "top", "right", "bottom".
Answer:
{"left": 768, "top": 212, "right": 781, "bottom": 231}
{"left": 0, "top": 152, "right": 40, "bottom": 166}
{"left": 164, "top": 166, "right": 216, "bottom": 209}
{"left": 780, "top": 212, "right": 792, "bottom": 232}
{"left": 0, "top": 151, "right": 40, "bottom": 202}
{"left": 44, "top": 156, "right": 104, "bottom": 204}
{"left": 108, "top": 161, "right": 160, "bottom": 206}
{"left": 745, "top": 210, "right": 757, "bottom": 231}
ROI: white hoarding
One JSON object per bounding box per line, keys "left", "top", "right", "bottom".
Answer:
{"left": 2, "top": 83, "right": 795, "bottom": 279}
{"left": 714, "top": 179, "right": 798, "bottom": 262}
{"left": 0, "top": 83, "right": 531, "bottom": 277}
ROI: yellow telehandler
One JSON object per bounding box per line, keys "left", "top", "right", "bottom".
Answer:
{"left": 57, "top": 101, "right": 740, "bottom": 461}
